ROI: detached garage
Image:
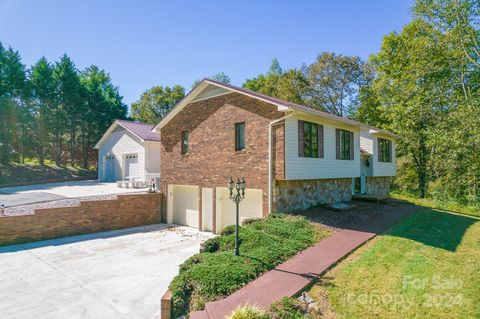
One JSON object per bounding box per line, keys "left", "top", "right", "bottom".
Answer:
{"left": 94, "top": 120, "right": 161, "bottom": 182}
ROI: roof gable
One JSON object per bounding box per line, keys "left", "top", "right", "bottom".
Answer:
{"left": 116, "top": 120, "right": 160, "bottom": 142}
{"left": 94, "top": 120, "right": 160, "bottom": 149}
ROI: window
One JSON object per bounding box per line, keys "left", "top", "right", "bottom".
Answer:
{"left": 336, "top": 129, "right": 354, "bottom": 160}
{"left": 298, "top": 120, "right": 323, "bottom": 158}
{"left": 235, "top": 122, "right": 245, "bottom": 150}
{"left": 378, "top": 138, "right": 392, "bottom": 162}
{"left": 181, "top": 131, "right": 189, "bottom": 154}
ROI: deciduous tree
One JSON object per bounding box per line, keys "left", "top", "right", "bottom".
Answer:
{"left": 243, "top": 59, "right": 309, "bottom": 105}
{"left": 131, "top": 85, "right": 184, "bottom": 124}
{"left": 303, "top": 52, "right": 364, "bottom": 117}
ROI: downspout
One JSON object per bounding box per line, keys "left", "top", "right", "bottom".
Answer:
{"left": 268, "top": 111, "right": 295, "bottom": 215}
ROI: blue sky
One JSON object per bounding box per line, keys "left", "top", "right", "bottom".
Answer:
{"left": 0, "top": 0, "right": 412, "bottom": 107}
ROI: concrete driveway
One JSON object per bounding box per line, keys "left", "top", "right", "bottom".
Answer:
{"left": 0, "top": 180, "right": 144, "bottom": 207}
{"left": 0, "top": 224, "right": 212, "bottom": 319}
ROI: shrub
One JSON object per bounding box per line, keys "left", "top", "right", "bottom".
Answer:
{"left": 221, "top": 224, "right": 237, "bottom": 235}
{"left": 227, "top": 305, "right": 270, "bottom": 319}
{"left": 168, "top": 214, "right": 329, "bottom": 317}
{"left": 200, "top": 236, "right": 220, "bottom": 253}
{"left": 268, "top": 297, "right": 309, "bottom": 319}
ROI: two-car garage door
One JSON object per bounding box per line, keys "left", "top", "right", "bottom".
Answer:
{"left": 167, "top": 184, "right": 263, "bottom": 233}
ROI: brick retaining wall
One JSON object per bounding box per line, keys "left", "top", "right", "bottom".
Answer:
{"left": 0, "top": 193, "right": 161, "bottom": 246}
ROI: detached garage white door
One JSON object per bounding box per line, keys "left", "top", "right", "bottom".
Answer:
{"left": 124, "top": 153, "right": 139, "bottom": 178}
{"left": 168, "top": 185, "right": 199, "bottom": 228}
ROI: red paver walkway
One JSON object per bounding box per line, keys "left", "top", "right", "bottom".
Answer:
{"left": 190, "top": 203, "right": 418, "bottom": 319}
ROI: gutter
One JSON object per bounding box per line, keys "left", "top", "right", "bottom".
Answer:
{"left": 268, "top": 112, "right": 295, "bottom": 215}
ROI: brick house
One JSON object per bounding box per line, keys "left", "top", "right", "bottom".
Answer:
{"left": 154, "top": 79, "right": 399, "bottom": 233}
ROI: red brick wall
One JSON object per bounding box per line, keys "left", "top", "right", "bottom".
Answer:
{"left": 0, "top": 193, "right": 161, "bottom": 246}
{"left": 160, "top": 92, "right": 284, "bottom": 220}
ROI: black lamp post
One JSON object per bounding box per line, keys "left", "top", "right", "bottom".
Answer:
{"left": 228, "top": 177, "right": 246, "bottom": 256}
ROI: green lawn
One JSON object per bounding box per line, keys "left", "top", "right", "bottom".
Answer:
{"left": 308, "top": 208, "right": 480, "bottom": 318}
{"left": 0, "top": 161, "right": 96, "bottom": 187}
{"left": 391, "top": 192, "right": 480, "bottom": 218}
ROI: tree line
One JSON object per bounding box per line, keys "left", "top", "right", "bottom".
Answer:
{"left": 0, "top": 44, "right": 127, "bottom": 167}
{"left": 357, "top": 0, "right": 480, "bottom": 205}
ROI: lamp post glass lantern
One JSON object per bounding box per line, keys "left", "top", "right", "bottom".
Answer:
{"left": 228, "top": 177, "right": 245, "bottom": 256}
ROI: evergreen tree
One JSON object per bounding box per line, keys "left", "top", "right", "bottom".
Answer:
{"left": 0, "top": 44, "right": 27, "bottom": 163}
{"left": 53, "top": 54, "right": 83, "bottom": 165}
{"left": 29, "top": 57, "right": 56, "bottom": 164}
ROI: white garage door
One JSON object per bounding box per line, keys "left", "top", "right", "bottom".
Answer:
{"left": 170, "top": 185, "right": 199, "bottom": 228}
{"left": 125, "top": 154, "right": 139, "bottom": 178}
{"left": 216, "top": 187, "right": 263, "bottom": 233}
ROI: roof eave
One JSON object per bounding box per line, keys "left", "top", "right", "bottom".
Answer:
{"left": 152, "top": 78, "right": 399, "bottom": 138}
{"left": 368, "top": 128, "right": 401, "bottom": 140}
{"left": 153, "top": 81, "right": 211, "bottom": 132}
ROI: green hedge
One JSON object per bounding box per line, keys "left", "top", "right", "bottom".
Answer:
{"left": 169, "top": 214, "right": 330, "bottom": 317}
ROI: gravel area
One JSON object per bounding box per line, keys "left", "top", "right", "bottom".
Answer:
{"left": 0, "top": 194, "right": 118, "bottom": 217}
{"left": 168, "top": 224, "right": 216, "bottom": 240}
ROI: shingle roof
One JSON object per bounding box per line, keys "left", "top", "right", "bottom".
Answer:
{"left": 116, "top": 120, "right": 160, "bottom": 142}
{"left": 154, "top": 78, "right": 400, "bottom": 139}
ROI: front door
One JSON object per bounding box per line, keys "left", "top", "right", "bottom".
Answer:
{"left": 360, "top": 155, "right": 371, "bottom": 194}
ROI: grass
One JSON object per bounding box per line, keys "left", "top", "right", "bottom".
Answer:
{"left": 168, "top": 214, "right": 331, "bottom": 317}
{"left": 226, "top": 298, "right": 310, "bottom": 319}
{"left": 227, "top": 305, "right": 269, "bottom": 319}
{"left": 307, "top": 207, "right": 480, "bottom": 318}
{"left": 0, "top": 161, "right": 96, "bottom": 187}
{"left": 391, "top": 192, "right": 480, "bottom": 218}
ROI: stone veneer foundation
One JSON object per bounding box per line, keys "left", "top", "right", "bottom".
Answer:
{"left": 274, "top": 178, "right": 353, "bottom": 213}
{"left": 365, "top": 176, "right": 391, "bottom": 196}
{"left": 274, "top": 177, "right": 392, "bottom": 213}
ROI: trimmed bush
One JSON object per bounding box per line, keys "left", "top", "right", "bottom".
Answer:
{"left": 200, "top": 236, "right": 220, "bottom": 253}
{"left": 227, "top": 305, "right": 270, "bottom": 319}
{"left": 221, "top": 224, "right": 237, "bottom": 235}
{"left": 168, "top": 214, "right": 330, "bottom": 317}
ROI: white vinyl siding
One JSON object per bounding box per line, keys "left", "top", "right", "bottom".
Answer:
{"left": 372, "top": 135, "right": 396, "bottom": 176}
{"left": 360, "top": 130, "right": 374, "bottom": 154}
{"left": 98, "top": 129, "right": 145, "bottom": 181}
{"left": 284, "top": 114, "right": 361, "bottom": 180}
{"left": 358, "top": 130, "right": 396, "bottom": 177}
{"left": 145, "top": 142, "right": 161, "bottom": 175}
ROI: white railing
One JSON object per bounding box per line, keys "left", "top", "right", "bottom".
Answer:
{"left": 145, "top": 173, "right": 161, "bottom": 182}
{"left": 117, "top": 173, "right": 161, "bottom": 189}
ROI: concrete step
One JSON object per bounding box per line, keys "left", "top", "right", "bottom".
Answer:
{"left": 352, "top": 194, "right": 388, "bottom": 203}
